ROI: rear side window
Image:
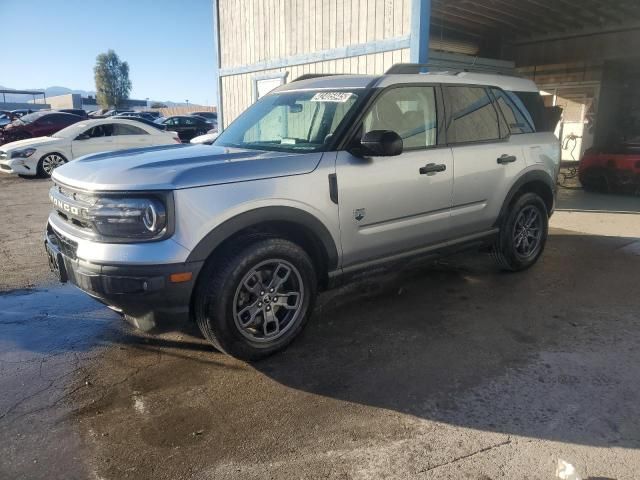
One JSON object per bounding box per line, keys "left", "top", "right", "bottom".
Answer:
{"left": 491, "top": 88, "right": 534, "bottom": 134}
{"left": 113, "top": 124, "right": 148, "bottom": 135}
{"left": 511, "top": 91, "right": 547, "bottom": 132}
{"left": 446, "top": 87, "right": 500, "bottom": 143}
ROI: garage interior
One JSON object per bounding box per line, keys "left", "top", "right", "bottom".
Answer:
{"left": 424, "top": 0, "right": 640, "bottom": 161}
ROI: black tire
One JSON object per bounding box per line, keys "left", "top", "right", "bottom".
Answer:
{"left": 493, "top": 192, "right": 548, "bottom": 272}
{"left": 193, "top": 237, "right": 317, "bottom": 360}
{"left": 37, "top": 152, "right": 67, "bottom": 178}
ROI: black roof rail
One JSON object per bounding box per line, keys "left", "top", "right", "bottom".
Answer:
{"left": 292, "top": 73, "right": 341, "bottom": 82}
{"left": 385, "top": 62, "right": 518, "bottom": 76}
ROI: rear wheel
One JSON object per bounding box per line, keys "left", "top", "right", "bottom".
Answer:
{"left": 493, "top": 192, "right": 548, "bottom": 271}
{"left": 37, "top": 153, "right": 67, "bottom": 177}
{"left": 194, "top": 238, "right": 317, "bottom": 360}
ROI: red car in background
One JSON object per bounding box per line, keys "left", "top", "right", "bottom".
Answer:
{"left": 0, "top": 111, "right": 82, "bottom": 145}
{"left": 579, "top": 142, "right": 640, "bottom": 194}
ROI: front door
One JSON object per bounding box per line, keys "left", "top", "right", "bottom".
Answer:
{"left": 71, "top": 123, "right": 116, "bottom": 157}
{"left": 336, "top": 85, "right": 453, "bottom": 269}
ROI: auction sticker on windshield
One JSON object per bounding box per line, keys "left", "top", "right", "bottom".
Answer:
{"left": 311, "top": 92, "right": 354, "bottom": 103}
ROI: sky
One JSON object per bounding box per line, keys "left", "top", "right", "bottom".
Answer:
{"left": 0, "top": 0, "right": 217, "bottom": 106}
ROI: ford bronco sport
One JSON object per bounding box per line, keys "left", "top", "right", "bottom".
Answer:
{"left": 45, "top": 66, "right": 560, "bottom": 360}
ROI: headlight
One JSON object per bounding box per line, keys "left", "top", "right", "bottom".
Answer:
{"left": 11, "top": 147, "right": 36, "bottom": 159}
{"left": 86, "top": 197, "right": 169, "bottom": 240}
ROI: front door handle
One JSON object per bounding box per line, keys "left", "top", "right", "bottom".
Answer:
{"left": 419, "top": 163, "right": 446, "bottom": 175}
{"left": 497, "top": 154, "right": 517, "bottom": 164}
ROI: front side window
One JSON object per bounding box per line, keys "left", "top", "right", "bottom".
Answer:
{"left": 216, "top": 90, "right": 361, "bottom": 153}
{"left": 85, "top": 124, "right": 114, "bottom": 138}
{"left": 363, "top": 86, "right": 438, "bottom": 149}
{"left": 447, "top": 86, "right": 500, "bottom": 143}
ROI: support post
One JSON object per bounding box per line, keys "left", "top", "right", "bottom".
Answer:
{"left": 212, "top": 0, "right": 223, "bottom": 130}
{"left": 410, "top": 0, "right": 431, "bottom": 64}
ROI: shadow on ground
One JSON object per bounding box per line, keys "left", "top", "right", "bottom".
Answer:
{"left": 2, "top": 231, "right": 640, "bottom": 479}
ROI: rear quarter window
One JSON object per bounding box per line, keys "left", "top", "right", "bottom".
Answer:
{"left": 511, "top": 91, "right": 548, "bottom": 132}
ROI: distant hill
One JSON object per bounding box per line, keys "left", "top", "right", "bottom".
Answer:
{"left": 0, "top": 86, "right": 200, "bottom": 107}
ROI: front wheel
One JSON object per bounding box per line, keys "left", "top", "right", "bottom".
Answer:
{"left": 37, "top": 153, "right": 67, "bottom": 178}
{"left": 194, "top": 238, "right": 317, "bottom": 360}
{"left": 493, "top": 192, "right": 548, "bottom": 271}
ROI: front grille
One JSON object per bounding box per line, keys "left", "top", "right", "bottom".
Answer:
{"left": 50, "top": 182, "right": 95, "bottom": 234}
{"left": 50, "top": 228, "right": 78, "bottom": 260}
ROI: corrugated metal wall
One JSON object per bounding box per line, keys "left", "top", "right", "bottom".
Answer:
{"left": 221, "top": 49, "right": 410, "bottom": 126}
{"left": 218, "top": 0, "right": 413, "bottom": 127}
{"left": 218, "top": 0, "right": 411, "bottom": 69}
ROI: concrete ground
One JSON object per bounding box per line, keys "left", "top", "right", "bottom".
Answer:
{"left": 1, "top": 173, "right": 640, "bottom": 480}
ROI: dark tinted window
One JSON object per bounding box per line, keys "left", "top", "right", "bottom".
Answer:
{"left": 85, "top": 124, "right": 114, "bottom": 137}
{"left": 491, "top": 88, "right": 534, "bottom": 135}
{"left": 113, "top": 124, "right": 148, "bottom": 135}
{"left": 447, "top": 87, "right": 500, "bottom": 143}
{"left": 363, "top": 86, "right": 438, "bottom": 149}
{"left": 512, "top": 91, "right": 547, "bottom": 132}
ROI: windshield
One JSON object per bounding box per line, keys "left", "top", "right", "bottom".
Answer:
{"left": 14, "top": 111, "right": 47, "bottom": 125}
{"left": 215, "top": 89, "right": 362, "bottom": 153}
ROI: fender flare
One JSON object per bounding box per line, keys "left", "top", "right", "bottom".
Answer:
{"left": 494, "top": 170, "right": 556, "bottom": 227}
{"left": 186, "top": 206, "right": 339, "bottom": 270}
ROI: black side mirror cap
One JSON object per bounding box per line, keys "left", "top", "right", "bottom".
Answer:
{"left": 359, "top": 130, "right": 403, "bottom": 157}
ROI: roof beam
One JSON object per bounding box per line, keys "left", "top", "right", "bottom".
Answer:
{"left": 517, "top": 0, "right": 589, "bottom": 30}
{"left": 459, "top": 1, "right": 549, "bottom": 33}
{"left": 473, "top": 0, "right": 570, "bottom": 32}
{"left": 437, "top": 3, "right": 520, "bottom": 34}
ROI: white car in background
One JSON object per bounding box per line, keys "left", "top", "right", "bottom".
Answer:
{"left": 190, "top": 129, "right": 219, "bottom": 145}
{"left": 0, "top": 118, "right": 181, "bottom": 177}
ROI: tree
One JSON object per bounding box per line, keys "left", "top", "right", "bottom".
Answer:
{"left": 94, "top": 50, "right": 132, "bottom": 108}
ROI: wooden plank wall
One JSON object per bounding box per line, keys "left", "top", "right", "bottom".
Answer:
{"left": 221, "top": 48, "right": 409, "bottom": 127}
{"left": 218, "top": 0, "right": 412, "bottom": 69}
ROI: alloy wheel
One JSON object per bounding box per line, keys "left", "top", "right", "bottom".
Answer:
{"left": 232, "top": 259, "right": 304, "bottom": 343}
{"left": 512, "top": 205, "right": 542, "bottom": 258}
{"left": 41, "top": 154, "right": 66, "bottom": 176}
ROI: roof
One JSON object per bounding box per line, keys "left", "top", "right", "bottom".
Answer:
{"left": 431, "top": 0, "right": 640, "bottom": 43}
{"left": 0, "top": 89, "right": 45, "bottom": 96}
{"left": 277, "top": 71, "right": 539, "bottom": 94}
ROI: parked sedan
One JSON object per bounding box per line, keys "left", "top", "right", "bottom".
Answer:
{"left": 0, "top": 111, "right": 82, "bottom": 145}
{"left": 190, "top": 129, "right": 219, "bottom": 145}
{"left": 161, "top": 115, "right": 210, "bottom": 142}
{"left": 0, "top": 111, "right": 11, "bottom": 128}
{"left": 57, "top": 109, "right": 89, "bottom": 119}
{"left": 0, "top": 118, "right": 181, "bottom": 177}
{"left": 112, "top": 115, "right": 168, "bottom": 130}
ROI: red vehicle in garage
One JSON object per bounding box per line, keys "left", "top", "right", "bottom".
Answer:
{"left": 0, "top": 111, "right": 82, "bottom": 145}
{"left": 579, "top": 141, "right": 640, "bottom": 194}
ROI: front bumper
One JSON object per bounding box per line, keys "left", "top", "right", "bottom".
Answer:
{"left": 45, "top": 224, "right": 204, "bottom": 330}
{"left": 0, "top": 158, "right": 36, "bottom": 176}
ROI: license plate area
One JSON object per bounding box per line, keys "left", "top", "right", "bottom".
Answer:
{"left": 45, "top": 237, "right": 68, "bottom": 283}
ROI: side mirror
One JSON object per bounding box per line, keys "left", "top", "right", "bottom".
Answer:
{"left": 75, "top": 133, "right": 90, "bottom": 140}
{"left": 359, "top": 130, "right": 403, "bottom": 157}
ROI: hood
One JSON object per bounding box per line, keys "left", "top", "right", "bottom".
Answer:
{"left": 52, "top": 144, "right": 324, "bottom": 191}
{"left": 0, "top": 136, "right": 61, "bottom": 151}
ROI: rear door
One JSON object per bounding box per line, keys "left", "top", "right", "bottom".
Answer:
{"left": 112, "top": 123, "right": 153, "bottom": 148}
{"left": 336, "top": 85, "right": 453, "bottom": 268}
{"left": 445, "top": 85, "right": 526, "bottom": 238}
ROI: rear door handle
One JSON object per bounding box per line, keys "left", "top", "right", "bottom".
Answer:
{"left": 497, "top": 154, "right": 517, "bottom": 164}
{"left": 419, "top": 163, "right": 446, "bottom": 175}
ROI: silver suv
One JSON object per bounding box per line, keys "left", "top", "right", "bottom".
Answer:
{"left": 45, "top": 68, "right": 560, "bottom": 360}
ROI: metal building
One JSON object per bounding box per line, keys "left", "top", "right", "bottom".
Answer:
{"left": 213, "top": 0, "right": 640, "bottom": 158}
